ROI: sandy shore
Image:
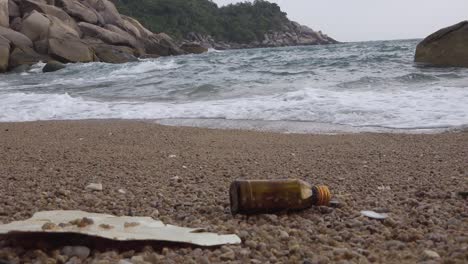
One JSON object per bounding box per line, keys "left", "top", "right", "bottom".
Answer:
{"left": 0, "top": 120, "right": 467, "bottom": 263}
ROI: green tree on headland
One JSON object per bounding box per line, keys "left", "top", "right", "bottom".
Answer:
{"left": 113, "top": 0, "right": 290, "bottom": 43}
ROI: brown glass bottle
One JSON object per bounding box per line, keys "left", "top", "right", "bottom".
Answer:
{"left": 229, "top": 179, "right": 331, "bottom": 215}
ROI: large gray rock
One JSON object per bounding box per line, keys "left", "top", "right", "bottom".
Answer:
{"left": 0, "top": 0, "right": 8, "bottom": 27}
{"left": 92, "top": 44, "right": 137, "bottom": 63}
{"left": 78, "top": 21, "right": 135, "bottom": 47}
{"left": 20, "top": 10, "right": 51, "bottom": 42}
{"left": 48, "top": 36, "right": 94, "bottom": 62}
{"left": 20, "top": 0, "right": 80, "bottom": 35}
{"left": 47, "top": 14, "right": 80, "bottom": 39}
{"left": 180, "top": 42, "right": 208, "bottom": 54}
{"left": 0, "top": 26, "right": 33, "bottom": 48}
{"left": 57, "top": 0, "right": 98, "bottom": 24}
{"left": 8, "top": 0, "right": 19, "bottom": 18}
{"left": 0, "top": 35, "right": 10, "bottom": 72}
{"left": 9, "top": 46, "right": 49, "bottom": 68}
{"left": 42, "top": 60, "right": 65, "bottom": 72}
{"left": 415, "top": 21, "right": 468, "bottom": 68}
{"left": 121, "top": 15, "right": 152, "bottom": 38}
{"left": 144, "top": 33, "right": 185, "bottom": 56}
{"left": 84, "top": 0, "right": 123, "bottom": 27}
{"left": 104, "top": 24, "right": 137, "bottom": 47}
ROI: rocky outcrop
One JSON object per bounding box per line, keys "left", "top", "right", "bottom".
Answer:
{"left": 415, "top": 21, "right": 468, "bottom": 68}
{"left": 92, "top": 44, "right": 137, "bottom": 63}
{"left": 183, "top": 21, "right": 338, "bottom": 50}
{"left": 0, "top": 35, "right": 10, "bottom": 72}
{"left": 0, "top": 0, "right": 194, "bottom": 73}
{"left": 0, "top": 0, "right": 8, "bottom": 27}
{"left": 180, "top": 43, "right": 208, "bottom": 54}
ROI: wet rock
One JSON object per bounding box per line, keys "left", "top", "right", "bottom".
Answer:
{"left": 92, "top": 44, "right": 137, "bottom": 63}
{"left": 180, "top": 43, "right": 208, "bottom": 54}
{"left": 0, "top": 35, "right": 9, "bottom": 72}
{"left": 48, "top": 35, "right": 94, "bottom": 63}
{"left": 42, "top": 60, "right": 65, "bottom": 72}
{"left": 415, "top": 21, "right": 468, "bottom": 67}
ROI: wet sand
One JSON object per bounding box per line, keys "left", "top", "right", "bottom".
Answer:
{"left": 0, "top": 120, "right": 467, "bottom": 263}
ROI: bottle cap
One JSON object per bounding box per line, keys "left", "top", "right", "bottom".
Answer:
{"left": 314, "top": 185, "right": 331, "bottom": 206}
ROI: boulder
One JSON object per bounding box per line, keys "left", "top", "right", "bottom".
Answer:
{"left": 84, "top": 0, "right": 123, "bottom": 27}
{"left": 78, "top": 21, "right": 135, "bottom": 47}
{"left": 8, "top": 0, "right": 19, "bottom": 18}
{"left": 92, "top": 44, "right": 137, "bottom": 63}
{"left": 121, "top": 15, "right": 152, "bottom": 38}
{"left": 47, "top": 14, "right": 80, "bottom": 39}
{"left": 144, "top": 33, "right": 185, "bottom": 56}
{"left": 415, "top": 21, "right": 468, "bottom": 68}
{"left": 9, "top": 16, "right": 21, "bottom": 31}
{"left": 104, "top": 24, "right": 137, "bottom": 46}
{"left": 42, "top": 60, "right": 65, "bottom": 72}
{"left": 20, "top": 0, "right": 80, "bottom": 35}
{"left": 0, "top": 26, "right": 33, "bottom": 48}
{"left": 9, "top": 46, "right": 49, "bottom": 68}
{"left": 180, "top": 43, "right": 208, "bottom": 54}
{"left": 56, "top": 0, "right": 98, "bottom": 24}
{"left": 0, "top": 0, "right": 8, "bottom": 27}
{"left": 0, "top": 35, "right": 10, "bottom": 72}
{"left": 20, "top": 10, "right": 51, "bottom": 42}
{"left": 48, "top": 36, "right": 94, "bottom": 63}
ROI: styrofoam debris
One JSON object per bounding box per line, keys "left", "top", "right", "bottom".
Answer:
{"left": 0, "top": 210, "right": 241, "bottom": 247}
{"left": 360, "top": 210, "right": 388, "bottom": 220}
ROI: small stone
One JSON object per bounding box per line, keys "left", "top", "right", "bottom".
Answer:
{"left": 423, "top": 250, "right": 440, "bottom": 259}
{"left": 171, "top": 176, "right": 182, "bottom": 183}
{"left": 85, "top": 183, "right": 103, "bottom": 191}
{"left": 118, "top": 189, "right": 126, "bottom": 194}
{"left": 151, "top": 209, "right": 160, "bottom": 219}
{"left": 279, "top": 230, "right": 290, "bottom": 240}
{"left": 245, "top": 240, "right": 258, "bottom": 249}
{"left": 220, "top": 251, "right": 236, "bottom": 261}
{"left": 62, "top": 246, "right": 90, "bottom": 259}
{"left": 41, "top": 222, "right": 59, "bottom": 231}
{"left": 239, "top": 249, "right": 250, "bottom": 257}
{"left": 168, "top": 154, "right": 177, "bottom": 158}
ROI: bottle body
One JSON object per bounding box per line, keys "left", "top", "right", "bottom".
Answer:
{"left": 229, "top": 179, "right": 331, "bottom": 215}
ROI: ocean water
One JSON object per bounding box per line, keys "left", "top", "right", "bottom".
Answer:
{"left": 1, "top": 39, "right": 468, "bottom": 133}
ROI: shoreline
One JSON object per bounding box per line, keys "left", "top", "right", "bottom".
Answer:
{"left": 0, "top": 120, "right": 467, "bottom": 263}
{"left": 1, "top": 118, "right": 466, "bottom": 135}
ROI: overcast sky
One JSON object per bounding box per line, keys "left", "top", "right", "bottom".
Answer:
{"left": 213, "top": 0, "right": 468, "bottom": 42}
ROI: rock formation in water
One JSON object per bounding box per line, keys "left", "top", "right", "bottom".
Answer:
{"left": 183, "top": 21, "right": 337, "bottom": 50}
{"left": 0, "top": 0, "right": 203, "bottom": 72}
{"left": 415, "top": 21, "right": 468, "bottom": 68}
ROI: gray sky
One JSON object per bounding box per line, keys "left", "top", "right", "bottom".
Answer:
{"left": 214, "top": 0, "right": 468, "bottom": 42}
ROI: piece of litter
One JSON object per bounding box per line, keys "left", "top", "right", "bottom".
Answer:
{"left": 0, "top": 210, "right": 241, "bottom": 247}
{"left": 118, "top": 189, "right": 126, "bottom": 194}
{"left": 86, "top": 183, "right": 103, "bottom": 191}
{"left": 168, "top": 154, "right": 177, "bottom": 158}
{"left": 377, "top": 186, "right": 391, "bottom": 191}
{"left": 361, "top": 210, "right": 388, "bottom": 220}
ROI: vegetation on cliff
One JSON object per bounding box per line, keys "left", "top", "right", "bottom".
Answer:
{"left": 114, "top": 0, "right": 291, "bottom": 43}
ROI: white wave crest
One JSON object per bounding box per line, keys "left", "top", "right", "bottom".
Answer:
{"left": 1, "top": 85, "right": 467, "bottom": 130}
